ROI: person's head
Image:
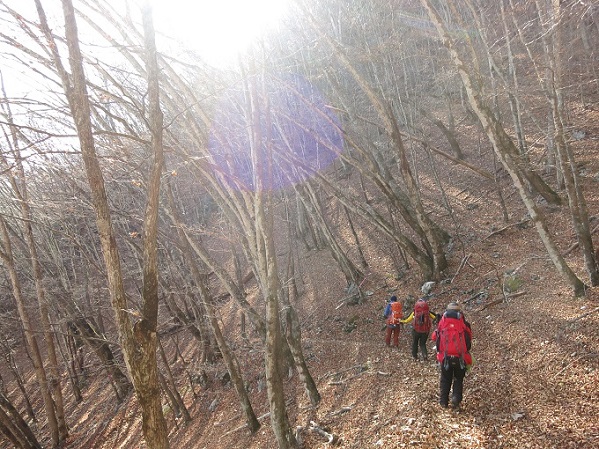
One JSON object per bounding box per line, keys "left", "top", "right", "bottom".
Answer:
{"left": 446, "top": 302, "right": 461, "bottom": 312}
{"left": 444, "top": 302, "right": 462, "bottom": 319}
{"left": 390, "top": 295, "right": 398, "bottom": 302}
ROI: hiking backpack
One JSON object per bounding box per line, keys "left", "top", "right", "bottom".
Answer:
{"left": 387, "top": 301, "right": 402, "bottom": 327}
{"left": 412, "top": 299, "right": 431, "bottom": 333}
{"left": 436, "top": 314, "right": 470, "bottom": 368}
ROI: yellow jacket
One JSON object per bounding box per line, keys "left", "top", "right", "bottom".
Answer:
{"left": 400, "top": 311, "right": 436, "bottom": 325}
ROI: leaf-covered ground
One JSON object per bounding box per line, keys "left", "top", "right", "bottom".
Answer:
{"left": 2, "top": 105, "right": 599, "bottom": 449}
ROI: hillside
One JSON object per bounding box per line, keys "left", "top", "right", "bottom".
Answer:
{"left": 3, "top": 102, "right": 598, "bottom": 449}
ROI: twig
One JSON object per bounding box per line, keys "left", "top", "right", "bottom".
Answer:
{"left": 222, "top": 412, "right": 270, "bottom": 436}
{"left": 476, "top": 298, "right": 503, "bottom": 312}
{"left": 483, "top": 219, "right": 530, "bottom": 240}
{"left": 476, "top": 291, "right": 526, "bottom": 311}
{"left": 464, "top": 291, "right": 486, "bottom": 304}
{"left": 507, "top": 291, "right": 527, "bottom": 299}
{"left": 563, "top": 223, "right": 599, "bottom": 256}
{"left": 335, "top": 295, "right": 357, "bottom": 309}
{"left": 451, "top": 254, "right": 470, "bottom": 283}
{"left": 321, "top": 364, "right": 363, "bottom": 380}
{"left": 214, "top": 414, "right": 241, "bottom": 426}
{"left": 551, "top": 352, "right": 599, "bottom": 380}
{"left": 568, "top": 306, "right": 599, "bottom": 323}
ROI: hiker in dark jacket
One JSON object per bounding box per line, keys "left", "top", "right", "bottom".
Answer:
{"left": 431, "top": 302, "right": 473, "bottom": 409}
{"left": 383, "top": 295, "right": 402, "bottom": 347}
{"left": 400, "top": 297, "right": 437, "bottom": 361}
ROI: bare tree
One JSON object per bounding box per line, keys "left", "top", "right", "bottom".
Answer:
{"left": 0, "top": 216, "right": 62, "bottom": 447}
{"left": 0, "top": 79, "right": 68, "bottom": 442}
{"left": 0, "top": 391, "right": 42, "bottom": 449}
{"left": 33, "top": 0, "right": 170, "bottom": 447}
{"left": 419, "top": 0, "right": 586, "bottom": 296}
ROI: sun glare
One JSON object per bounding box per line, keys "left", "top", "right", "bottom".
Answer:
{"left": 151, "top": 0, "right": 291, "bottom": 67}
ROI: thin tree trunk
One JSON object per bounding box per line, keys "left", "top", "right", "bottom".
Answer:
{"left": 163, "top": 184, "right": 260, "bottom": 431}
{"left": 500, "top": 0, "right": 528, "bottom": 156}
{"left": 343, "top": 205, "right": 369, "bottom": 270}
{"left": 249, "top": 71, "right": 298, "bottom": 449}
{"left": 69, "top": 317, "right": 132, "bottom": 402}
{"left": 295, "top": 182, "right": 363, "bottom": 287}
{"left": 0, "top": 346, "right": 36, "bottom": 423}
{"left": 199, "top": 280, "right": 261, "bottom": 432}
{"left": 543, "top": 0, "right": 599, "bottom": 285}
{"left": 0, "top": 392, "right": 42, "bottom": 449}
{"left": 158, "top": 339, "right": 190, "bottom": 422}
{"left": 0, "top": 77, "right": 68, "bottom": 442}
{"left": 307, "top": 9, "right": 448, "bottom": 278}
{"left": 280, "top": 279, "right": 321, "bottom": 407}
{"left": 420, "top": 0, "right": 586, "bottom": 296}
{"left": 0, "top": 217, "right": 60, "bottom": 447}
{"left": 163, "top": 185, "right": 268, "bottom": 340}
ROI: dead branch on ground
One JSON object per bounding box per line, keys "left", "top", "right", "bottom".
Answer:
{"left": 483, "top": 219, "right": 531, "bottom": 240}
{"left": 568, "top": 306, "right": 599, "bottom": 323}
{"left": 329, "top": 405, "right": 354, "bottom": 417}
{"left": 563, "top": 223, "right": 599, "bottom": 256}
{"left": 309, "top": 421, "right": 339, "bottom": 444}
{"left": 451, "top": 254, "right": 471, "bottom": 283}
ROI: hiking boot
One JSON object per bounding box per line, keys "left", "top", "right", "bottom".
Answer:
{"left": 439, "top": 401, "right": 448, "bottom": 408}
{"left": 451, "top": 399, "right": 460, "bottom": 409}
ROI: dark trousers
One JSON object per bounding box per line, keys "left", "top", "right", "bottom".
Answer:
{"left": 411, "top": 330, "right": 428, "bottom": 360}
{"left": 439, "top": 358, "right": 467, "bottom": 406}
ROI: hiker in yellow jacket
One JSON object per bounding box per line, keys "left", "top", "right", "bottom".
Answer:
{"left": 400, "top": 297, "right": 438, "bottom": 361}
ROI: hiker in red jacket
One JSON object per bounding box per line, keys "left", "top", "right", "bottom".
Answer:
{"left": 383, "top": 295, "right": 402, "bottom": 347}
{"left": 432, "top": 302, "right": 472, "bottom": 409}
{"left": 400, "top": 297, "right": 438, "bottom": 361}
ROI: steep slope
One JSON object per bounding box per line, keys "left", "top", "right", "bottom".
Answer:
{"left": 2, "top": 97, "right": 599, "bottom": 449}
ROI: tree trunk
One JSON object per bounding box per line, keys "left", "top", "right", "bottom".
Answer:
{"left": 0, "top": 392, "right": 42, "bottom": 449}
{"left": 163, "top": 184, "right": 260, "bottom": 431}
{"left": 70, "top": 317, "right": 132, "bottom": 402}
{"left": 249, "top": 72, "right": 298, "bottom": 449}
{"left": 280, "top": 282, "right": 321, "bottom": 407}
{"left": 35, "top": 1, "right": 171, "bottom": 447}
{"left": 421, "top": 109, "right": 465, "bottom": 160}
{"left": 543, "top": 0, "right": 599, "bottom": 286}
{"left": 295, "top": 182, "right": 363, "bottom": 287}
{"left": 163, "top": 184, "right": 268, "bottom": 340}
{"left": 420, "top": 0, "right": 586, "bottom": 296}
{"left": 303, "top": 8, "right": 447, "bottom": 279}
{"left": 0, "top": 217, "right": 60, "bottom": 447}
{"left": 158, "top": 339, "right": 191, "bottom": 422}
{"left": 199, "top": 281, "right": 261, "bottom": 432}
{"left": 0, "top": 76, "right": 68, "bottom": 442}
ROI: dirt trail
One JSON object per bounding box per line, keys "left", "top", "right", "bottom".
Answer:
{"left": 291, "top": 290, "right": 599, "bottom": 449}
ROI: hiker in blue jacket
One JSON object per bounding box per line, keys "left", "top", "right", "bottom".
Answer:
{"left": 383, "top": 296, "right": 402, "bottom": 347}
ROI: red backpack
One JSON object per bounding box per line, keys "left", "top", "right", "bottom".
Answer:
{"left": 412, "top": 299, "right": 431, "bottom": 333}
{"left": 387, "top": 301, "right": 402, "bottom": 327}
{"left": 435, "top": 314, "right": 472, "bottom": 366}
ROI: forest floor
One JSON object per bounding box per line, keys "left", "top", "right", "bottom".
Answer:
{"left": 46, "top": 227, "right": 599, "bottom": 449}
{"left": 3, "top": 109, "right": 599, "bottom": 449}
